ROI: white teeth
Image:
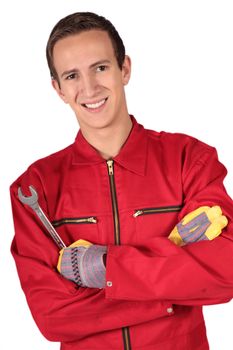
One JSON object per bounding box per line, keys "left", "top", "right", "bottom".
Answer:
{"left": 84, "top": 99, "right": 106, "bottom": 109}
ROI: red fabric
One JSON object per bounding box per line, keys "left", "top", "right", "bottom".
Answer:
{"left": 10, "top": 117, "right": 233, "bottom": 349}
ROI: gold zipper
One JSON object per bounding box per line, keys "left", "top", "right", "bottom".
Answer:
{"left": 122, "top": 327, "right": 131, "bottom": 350}
{"left": 133, "top": 205, "right": 182, "bottom": 218}
{"left": 106, "top": 160, "right": 131, "bottom": 350}
{"left": 52, "top": 216, "right": 97, "bottom": 228}
{"left": 107, "top": 160, "right": 121, "bottom": 246}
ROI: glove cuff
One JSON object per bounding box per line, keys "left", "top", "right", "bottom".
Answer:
{"left": 80, "top": 245, "right": 107, "bottom": 288}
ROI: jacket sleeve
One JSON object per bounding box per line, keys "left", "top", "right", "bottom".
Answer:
{"left": 105, "top": 141, "right": 233, "bottom": 306}
{"left": 10, "top": 168, "right": 172, "bottom": 343}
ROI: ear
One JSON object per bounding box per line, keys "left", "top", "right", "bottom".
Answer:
{"left": 51, "top": 79, "right": 68, "bottom": 104}
{"left": 121, "top": 55, "right": 131, "bottom": 86}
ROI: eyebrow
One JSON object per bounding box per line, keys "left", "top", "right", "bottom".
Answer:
{"left": 61, "top": 59, "right": 111, "bottom": 78}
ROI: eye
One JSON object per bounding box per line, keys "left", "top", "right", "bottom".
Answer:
{"left": 65, "top": 73, "right": 78, "bottom": 80}
{"left": 96, "top": 65, "right": 108, "bottom": 72}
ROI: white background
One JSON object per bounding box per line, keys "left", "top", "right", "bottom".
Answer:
{"left": 0, "top": 0, "right": 233, "bottom": 349}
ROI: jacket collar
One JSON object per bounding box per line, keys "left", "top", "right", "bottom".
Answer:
{"left": 72, "top": 116, "right": 148, "bottom": 176}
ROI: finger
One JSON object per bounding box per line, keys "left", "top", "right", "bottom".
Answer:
{"left": 205, "top": 215, "right": 228, "bottom": 240}
{"left": 69, "top": 239, "right": 93, "bottom": 248}
{"left": 212, "top": 215, "right": 228, "bottom": 229}
{"left": 206, "top": 206, "right": 222, "bottom": 222}
{"left": 205, "top": 223, "right": 222, "bottom": 240}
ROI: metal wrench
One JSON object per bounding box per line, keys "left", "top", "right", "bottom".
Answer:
{"left": 18, "top": 185, "right": 66, "bottom": 249}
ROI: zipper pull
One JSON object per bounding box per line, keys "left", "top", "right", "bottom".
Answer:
{"left": 87, "top": 217, "right": 97, "bottom": 223}
{"left": 107, "top": 159, "right": 114, "bottom": 175}
{"left": 133, "top": 210, "right": 143, "bottom": 218}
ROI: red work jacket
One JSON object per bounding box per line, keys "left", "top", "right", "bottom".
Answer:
{"left": 11, "top": 117, "right": 233, "bottom": 350}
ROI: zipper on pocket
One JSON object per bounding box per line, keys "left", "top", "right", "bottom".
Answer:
{"left": 133, "top": 205, "right": 182, "bottom": 218}
{"left": 52, "top": 216, "right": 97, "bottom": 228}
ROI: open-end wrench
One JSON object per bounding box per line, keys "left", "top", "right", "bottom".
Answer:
{"left": 18, "top": 185, "right": 66, "bottom": 249}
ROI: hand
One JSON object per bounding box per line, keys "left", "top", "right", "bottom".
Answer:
{"left": 57, "top": 239, "right": 107, "bottom": 288}
{"left": 168, "top": 206, "right": 228, "bottom": 246}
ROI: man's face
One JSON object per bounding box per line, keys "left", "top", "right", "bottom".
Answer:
{"left": 52, "top": 30, "right": 131, "bottom": 132}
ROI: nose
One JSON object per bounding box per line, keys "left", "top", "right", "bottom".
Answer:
{"left": 79, "top": 73, "right": 99, "bottom": 98}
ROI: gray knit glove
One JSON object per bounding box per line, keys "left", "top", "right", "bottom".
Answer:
{"left": 57, "top": 240, "right": 107, "bottom": 288}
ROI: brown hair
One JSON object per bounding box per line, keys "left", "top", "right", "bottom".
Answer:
{"left": 46, "top": 12, "right": 126, "bottom": 81}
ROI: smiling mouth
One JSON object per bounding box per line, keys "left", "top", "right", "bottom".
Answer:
{"left": 81, "top": 98, "right": 108, "bottom": 110}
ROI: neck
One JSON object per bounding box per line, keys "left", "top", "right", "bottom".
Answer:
{"left": 81, "top": 115, "right": 133, "bottom": 160}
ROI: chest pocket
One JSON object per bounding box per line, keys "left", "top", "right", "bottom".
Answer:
{"left": 52, "top": 216, "right": 99, "bottom": 246}
{"left": 133, "top": 205, "right": 182, "bottom": 242}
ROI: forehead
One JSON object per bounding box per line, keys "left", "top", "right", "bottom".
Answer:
{"left": 53, "top": 30, "right": 116, "bottom": 70}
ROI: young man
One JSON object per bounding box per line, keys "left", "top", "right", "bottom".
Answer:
{"left": 10, "top": 12, "right": 233, "bottom": 350}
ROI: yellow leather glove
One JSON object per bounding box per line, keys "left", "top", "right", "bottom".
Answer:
{"left": 168, "top": 206, "right": 228, "bottom": 246}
